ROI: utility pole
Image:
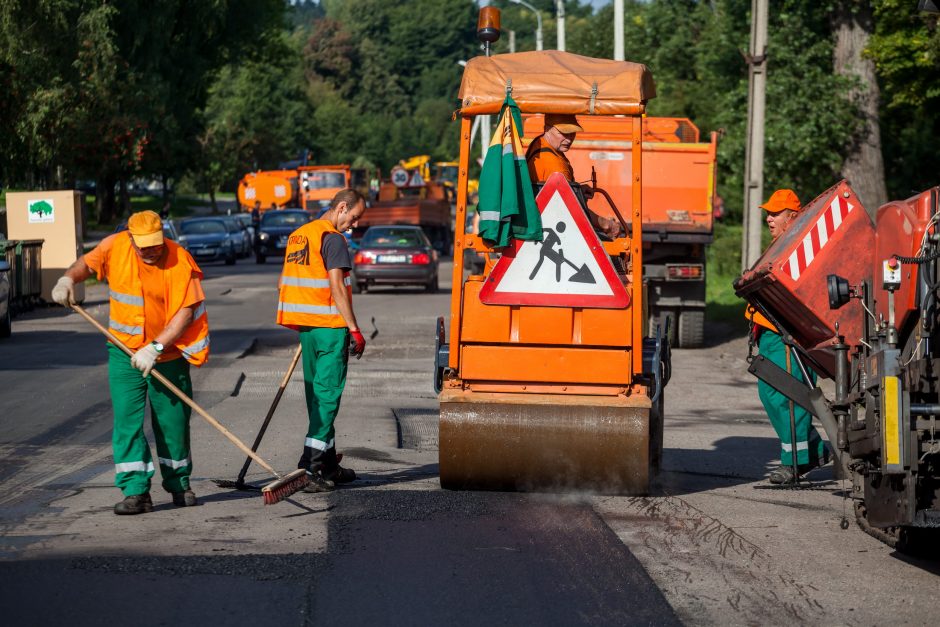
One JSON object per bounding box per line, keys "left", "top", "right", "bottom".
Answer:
{"left": 556, "top": 0, "right": 566, "bottom": 51}
{"left": 614, "top": 0, "right": 624, "bottom": 61}
{"left": 509, "top": 30, "right": 516, "bottom": 53}
{"left": 741, "top": 0, "right": 768, "bottom": 271}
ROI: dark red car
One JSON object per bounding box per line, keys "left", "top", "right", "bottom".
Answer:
{"left": 352, "top": 225, "right": 439, "bottom": 293}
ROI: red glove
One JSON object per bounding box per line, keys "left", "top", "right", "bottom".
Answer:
{"left": 349, "top": 328, "right": 366, "bottom": 359}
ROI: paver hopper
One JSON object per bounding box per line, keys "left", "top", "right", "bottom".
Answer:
{"left": 435, "top": 44, "right": 667, "bottom": 494}
{"left": 734, "top": 180, "right": 874, "bottom": 376}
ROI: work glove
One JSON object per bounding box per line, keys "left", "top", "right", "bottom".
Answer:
{"left": 51, "top": 276, "right": 75, "bottom": 307}
{"left": 130, "top": 343, "right": 160, "bottom": 377}
{"left": 349, "top": 328, "right": 366, "bottom": 360}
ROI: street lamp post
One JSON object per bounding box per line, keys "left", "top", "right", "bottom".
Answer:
{"left": 509, "top": 0, "right": 543, "bottom": 51}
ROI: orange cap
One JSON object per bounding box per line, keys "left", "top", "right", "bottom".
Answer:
{"left": 760, "top": 189, "right": 801, "bottom": 214}
{"left": 127, "top": 210, "right": 164, "bottom": 247}
{"left": 545, "top": 113, "right": 583, "bottom": 134}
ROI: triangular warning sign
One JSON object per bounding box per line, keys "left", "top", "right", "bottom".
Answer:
{"left": 479, "top": 173, "right": 630, "bottom": 308}
{"left": 408, "top": 170, "right": 425, "bottom": 187}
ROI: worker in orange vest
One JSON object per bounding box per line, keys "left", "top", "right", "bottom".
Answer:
{"left": 51, "top": 211, "right": 209, "bottom": 514}
{"left": 746, "top": 189, "right": 828, "bottom": 484}
{"left": 276, "top": 188, "right": 366, "bottom": 492}
{"left": 525, "top": 113, "right": 620, "bottom": 239}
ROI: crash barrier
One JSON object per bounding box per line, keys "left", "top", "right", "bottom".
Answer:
{"left": 0, "top": 239, "right": 44, "bottom": 314}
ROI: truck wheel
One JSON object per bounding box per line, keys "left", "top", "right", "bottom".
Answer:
{"left": 649, "top": 309, "right": 677, "bottom": 345}
{"left": 678, "top": 310, "right": 705, "bottom": 348}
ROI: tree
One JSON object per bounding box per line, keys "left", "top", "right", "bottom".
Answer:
{"left": 833, "top": 0, "right": 887, "bottom": 216}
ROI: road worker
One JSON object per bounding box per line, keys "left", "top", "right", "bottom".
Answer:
{"left": 746, "top": 189, "right": 828, "bottom": 484}
{"left": 276, "top": 188, "right": 366, "bottom": 492}
{"left": 51, "top": 210, "right": 209, "bottom": 514}
{"left": 526, "top": 113, "right": 620, "bottom": 239}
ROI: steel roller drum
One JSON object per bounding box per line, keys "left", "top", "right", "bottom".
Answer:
{"left": 439, "top": 389, "right": 653, "bottom": 495}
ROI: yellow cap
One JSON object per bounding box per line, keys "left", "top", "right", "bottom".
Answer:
{"left": 544, "top": 113, "right": 583, "bottom": 134}
{"left": 760, "top": 189, "right": 801, "bottom": 214}
{"left": 127, "top": 211, "right": 164, "bottom": 247}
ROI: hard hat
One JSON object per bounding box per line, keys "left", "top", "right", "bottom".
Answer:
{"left": 760, "top": 189, "right": 801, "bottom": 214}
{"left": 127, "top": 210, "right": 164, "bottom": 247}
{"left": 544, "top": 113, "right": 583, "bottom": 134}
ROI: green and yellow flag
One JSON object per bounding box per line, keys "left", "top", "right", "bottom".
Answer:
{"left": 477, "top": 95, "right": 542, "bottom": 248}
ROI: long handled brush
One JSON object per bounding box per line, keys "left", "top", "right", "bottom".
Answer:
{"left": 214, "top": 343, "right": 303, "bottom": 490}
{"left": 72, "top": 304, "right": 308, "bottom": 504}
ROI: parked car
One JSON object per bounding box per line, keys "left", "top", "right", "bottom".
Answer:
{"left": 221, "top": 215, "right": 253, "bottom": 258}
{"left": 233, "top": 212, "right": 256, "bottom": 243}
{"left": 255, "top": 209, "right": 314, "bottom": 264}
{"left": 177, "top": 217, "right": 238, "bottom": 265}
{"left": 352, "top": 225, "right": 439, "bottom": 293}
{"left": 0, "top": 258, "right": 11, "bottom": 338}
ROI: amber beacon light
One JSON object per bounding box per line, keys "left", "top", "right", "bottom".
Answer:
{"left": 477, "top": 7, "right": 501, "bottom": 55}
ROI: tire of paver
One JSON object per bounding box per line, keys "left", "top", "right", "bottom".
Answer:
{"left": 678, "top": 309, "right": 705, "bottom": 348}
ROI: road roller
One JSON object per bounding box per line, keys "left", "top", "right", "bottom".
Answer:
{"left": 434, "top": 13, "right": 669, "bottom": 494}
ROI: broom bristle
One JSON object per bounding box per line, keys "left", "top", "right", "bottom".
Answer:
{"left": 261, "top": 469, "right": 309, "bottom": 505}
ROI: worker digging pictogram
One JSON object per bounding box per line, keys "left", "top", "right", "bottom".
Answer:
{"left": 528, "top": 221, "right": 596, "bottom": 284}
{"left": 479, "top": 173, "right": 629, "bottom": 308}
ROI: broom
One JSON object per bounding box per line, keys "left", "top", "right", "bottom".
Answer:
{"left": 214, "top": 343, "right": 303, "bottom": 491}
{"left": 72, "top": 304, "right": 308, "bottom": 505}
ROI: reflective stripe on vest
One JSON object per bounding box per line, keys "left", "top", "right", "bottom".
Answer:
{"left": 109, "top": 289, "right": 144, "bottom": 307}
{"left": 276, "top": 220, "right": 351, "bottom": 329}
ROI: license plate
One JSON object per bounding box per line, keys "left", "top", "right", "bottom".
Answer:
{"left": 195, "top": 248, "right": 216, "bottom": 256}
{"left": 378, "top": 254, "right": 407, "bottom": 263}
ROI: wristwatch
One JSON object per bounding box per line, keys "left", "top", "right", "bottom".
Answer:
{"left": 152, "top": 341, "right": 164, "bottom": 353}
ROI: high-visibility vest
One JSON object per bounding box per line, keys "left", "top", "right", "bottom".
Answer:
{"left": 526, "top": 135, "right": 574, "bottom": 183}
{"left": 107, "top": 232, "right": 210, "bottom": 366}
{"left": 744, "top": 304, "right": 777, "bottom": 333}
{"left": 276, "top": 219, "right": 351, "bottom": 330}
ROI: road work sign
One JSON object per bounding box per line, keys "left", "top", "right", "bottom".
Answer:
{"left": 479, "top": 173, "right": 629, "bottom": 308}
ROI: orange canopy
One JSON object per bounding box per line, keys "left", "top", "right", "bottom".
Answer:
{"left": 458, "top": 50, "right": 656, "bottom": 116}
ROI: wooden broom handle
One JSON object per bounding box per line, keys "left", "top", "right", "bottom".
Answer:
{"left": 72, "top": 304, "right": 281, "bottom": 478}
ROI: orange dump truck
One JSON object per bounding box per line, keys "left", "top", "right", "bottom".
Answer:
{"left": 435, "top": 45, "right": 669, "bottom": 495}
{"left": 237, "top": 165, "right": 350, "bottom": 214}
{"left": 523, "top": 115, "right": 718, "bottom": 347}
{"left": 354, "top": 178, "right": 453, "bottom": 255}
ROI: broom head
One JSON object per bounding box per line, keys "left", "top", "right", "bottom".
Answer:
{"left": 261, "top": 469, "right": 310, "bottom": 505}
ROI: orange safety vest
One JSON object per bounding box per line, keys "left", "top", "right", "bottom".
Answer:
{"left": 276, "top": 219, "right": 351, "bottom": 330}
{"left": 744, "top": 305, "right": 777, "bottom": 333}
{"left": 107, "top": 233, "right": 210, "bottom": 366}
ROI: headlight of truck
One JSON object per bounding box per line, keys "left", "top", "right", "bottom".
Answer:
{"left": 259, "top": 232, "right": 270, "bottom": 241}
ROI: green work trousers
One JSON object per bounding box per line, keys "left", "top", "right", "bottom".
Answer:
{"left": 298, "top": 327, "right": 349, "bottom": 465}
{"left": 108, "top": 344, "right": 193, "bottom": 496}
{"left": 757, "top": 331, "right": 826, "bottom": 465}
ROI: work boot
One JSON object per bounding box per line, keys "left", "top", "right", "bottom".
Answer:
{"left": 301, "top": 470, "right": 335, "bottom": 493}
{"left": 322, "top": 464, "right": 357, "bottom": 484}
{"left": 114, "top": 492, "right": 153, "bottom": 515}
{"left": 171, "top": 489, "right": 198, "bottom": 507}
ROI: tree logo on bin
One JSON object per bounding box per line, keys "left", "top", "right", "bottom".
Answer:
{"left": 28, "top": 199, "right": 55, "bottom": 223}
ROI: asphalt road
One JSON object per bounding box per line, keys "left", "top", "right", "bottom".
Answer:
{"left": 0, "top": 256, "right": 937, "bottom": 626}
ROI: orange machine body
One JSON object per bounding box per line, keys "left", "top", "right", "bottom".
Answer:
{"left": 735, "top": 180, "right": 875, "bottom": 377}
{"left": 439, "top": 50, "right": 660, "bottom": 494}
